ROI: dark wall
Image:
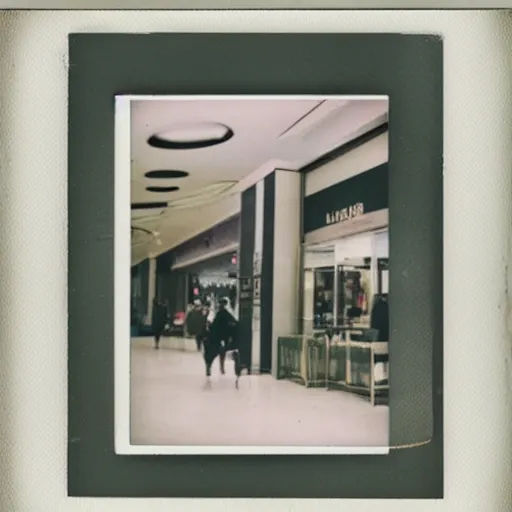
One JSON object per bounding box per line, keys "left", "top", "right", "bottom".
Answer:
{"left": 157, "top": 270, "right": 187, "bottom": 315}
{"left": 155, "top": 251, "right": 188, "bottom": 315}
{"left": 133, "top": 259, "right": 149, "bottom": 318}
{"left": 238, "top": 186, "right": 256, "bottom": 370}
{"left": 172, "top": 214, "right": 240, "bottom": 268}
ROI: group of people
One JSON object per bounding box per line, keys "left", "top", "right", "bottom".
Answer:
{"left": 151, "top": 296, "right": 241, "bottom": 388}
{"left": 186, "top": 298, "right": 242, "bottom": 388}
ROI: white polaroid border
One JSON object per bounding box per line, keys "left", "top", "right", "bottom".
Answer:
{"left": 115, "top": 94, "right": 390, "bottom": 455}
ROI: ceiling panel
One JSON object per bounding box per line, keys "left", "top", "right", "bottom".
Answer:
{"left": 129, "top": 97, "right": 388, "bottom": 264}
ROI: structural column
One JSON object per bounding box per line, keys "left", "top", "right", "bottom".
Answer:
{"left": 238, "top": 186, "right": 256, "bottom": 372}
{"left": 145, "top": 256, "right": 157, "bottom": 325}
{"left": 238, "top": 169, "right": 302, "bottom": 376}
{"left": 251, "top": 180, "right": 264, "bottom": 373}
{"left": 264, "top": 170, "right": 302, "bottom": 377}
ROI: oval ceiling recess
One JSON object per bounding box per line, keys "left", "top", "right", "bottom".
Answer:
{"left": 144, "top": 170, "right": 189, "bottom": 179}
{"left": 147, "top": 122, "right": 234, "bottom": 150}
{"left": 146, "top": 186, "right": 180, "bottom": 193}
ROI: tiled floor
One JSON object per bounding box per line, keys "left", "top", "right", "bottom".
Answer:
{"left": 130, "top": 338, "right": 389, "bottom": 447}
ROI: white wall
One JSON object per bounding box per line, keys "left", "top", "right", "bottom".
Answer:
{"left": 271, "top": 170, "right": 302, "bottom": 377}
{"left": 305, "top": 131, "right": 388, "bottom": 197}
{"left": 302, "top": 269, "right": 315, "bottom": 334}
{"left": 303, "top": 249, "right": 335, "bottom": 269}
{"left": 374, "top": 230, "right": 389, "bottom": 259}
{"left": 335, "top": 233, "right": 374, "bottom": 262}
{"left": 251, "top": 179, "right": 265, "bottom": 373}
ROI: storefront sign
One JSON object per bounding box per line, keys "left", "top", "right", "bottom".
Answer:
{"left": 325, "top": 202, "right": 365, "bottom": 226}
{"left": 303, "top": 163, "right": 388, "bottom": 234}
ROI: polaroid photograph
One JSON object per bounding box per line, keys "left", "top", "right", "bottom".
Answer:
{"left": 115, "top": 95, "right": 390, "bottom": 455}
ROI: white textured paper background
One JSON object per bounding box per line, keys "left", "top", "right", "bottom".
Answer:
{"left": 0, "top": 9, "right": 511, "bottom": 512}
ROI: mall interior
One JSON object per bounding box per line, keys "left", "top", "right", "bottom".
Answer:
{"left": 130, "top": 98, "right": 390, "bottom": 447}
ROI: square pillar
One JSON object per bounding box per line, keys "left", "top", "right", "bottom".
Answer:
{"left": 238, "top": 169, "right": 301, "bottom": 376}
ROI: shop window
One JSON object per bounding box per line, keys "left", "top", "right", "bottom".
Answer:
{"left": 301, "top": 230, "right": 388, "bottom": 336}
{"left": 313, "top": 267, "right": 335, "bottom": 329}
{"left": 336, "top": 259, "right": 372, "bottom": 328}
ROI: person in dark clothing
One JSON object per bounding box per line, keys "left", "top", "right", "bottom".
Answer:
{"left": 370, "top": 295, "right": 389, "bottom": 341}
{"left": 152, "top": 297, "right": 168, "bottom": 349}
{"left": 185, "top": 299, "right": 208, "bottom": 351}
{"left": 204, "top": 298, "right": 241, "bottom": 387}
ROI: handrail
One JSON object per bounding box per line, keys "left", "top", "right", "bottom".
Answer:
{"left": 276, "top": 332, "right": 389, "bottom": 406}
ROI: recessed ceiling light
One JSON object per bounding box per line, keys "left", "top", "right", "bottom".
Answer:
{"left": 147, "top": 122, "right": 234, "bottom": 150}
{"left": 131, "top": 202, "right": 168, "bottom": 210}
{"left": 146, "top": 186, "right": 180, "bottom": 193}
{"left": 144, "top": 170, "right": 189, "bottom": 179}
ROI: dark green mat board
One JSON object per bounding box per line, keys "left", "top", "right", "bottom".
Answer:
{"left": 68, "top": 32, "right": 443, "bottom": 498}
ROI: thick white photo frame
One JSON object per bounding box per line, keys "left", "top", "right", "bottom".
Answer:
{"left": 115, "top": 94, "right": 390, "bottom": 455}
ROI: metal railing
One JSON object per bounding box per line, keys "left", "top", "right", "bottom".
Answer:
{"left": 276, "top": 330, "right": 389, "bottom": 406}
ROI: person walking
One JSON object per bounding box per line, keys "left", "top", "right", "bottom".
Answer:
{"left": 204, "top": 297, "right": 241, "bottom": 387}
{"left": 185, "top": 299, "right": 208, "bottom": 352}
{"left": 151, "top": 297, "right": 168, "bottom": 350}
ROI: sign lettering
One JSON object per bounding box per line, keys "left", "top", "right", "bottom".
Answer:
{"left": 325, "top": 202, "right": 364, "bottom": 226}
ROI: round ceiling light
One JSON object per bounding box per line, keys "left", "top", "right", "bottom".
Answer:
{"left": 147, "top": 122, "right": 234, "bottom": 150}
{"left": 144, "top": 170, "right": 189, "bottom": 179}
{"left": 146, "top": 186, "right": 180, "bottom": 193}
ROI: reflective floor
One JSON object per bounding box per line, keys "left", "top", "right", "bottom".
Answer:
{"left": 130, "top": 338, "right": 389, "bottom": 448}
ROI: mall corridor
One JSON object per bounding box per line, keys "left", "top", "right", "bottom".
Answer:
{"left": 130, "top": 339, "right": 389, "bottom": 448}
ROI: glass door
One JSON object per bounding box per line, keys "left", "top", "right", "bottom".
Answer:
{"left": 302, "top": 242, "right": 335, "bottom": 334}
{"left": 313, "top": 267, "right": 335, "bottom": 330}
{"left": 335, "top": 257, "right": 372, "bottom": 328}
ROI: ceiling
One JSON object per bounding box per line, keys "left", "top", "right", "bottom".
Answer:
{"left": 130, "top": 96, "right": 388, "bottom": 265}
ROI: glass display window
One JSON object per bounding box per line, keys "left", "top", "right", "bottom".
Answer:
{"left": 301, "top": 229, "right": 388, "bottom": 336}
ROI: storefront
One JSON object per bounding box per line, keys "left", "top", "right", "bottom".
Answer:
{"left": 302, "top": 230, "right": 389, "bottom": 335}
{"left": 181, "top": 251, "right": 239, "bottom": 316}
{"left": 155, "top": 214, "right": 241, "bottom": 333}
{"left": 274, "top": 139, "right": 390, "bottom": 405}
{"left": 301, "top": 162, "right": 389, "bottom": 341}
